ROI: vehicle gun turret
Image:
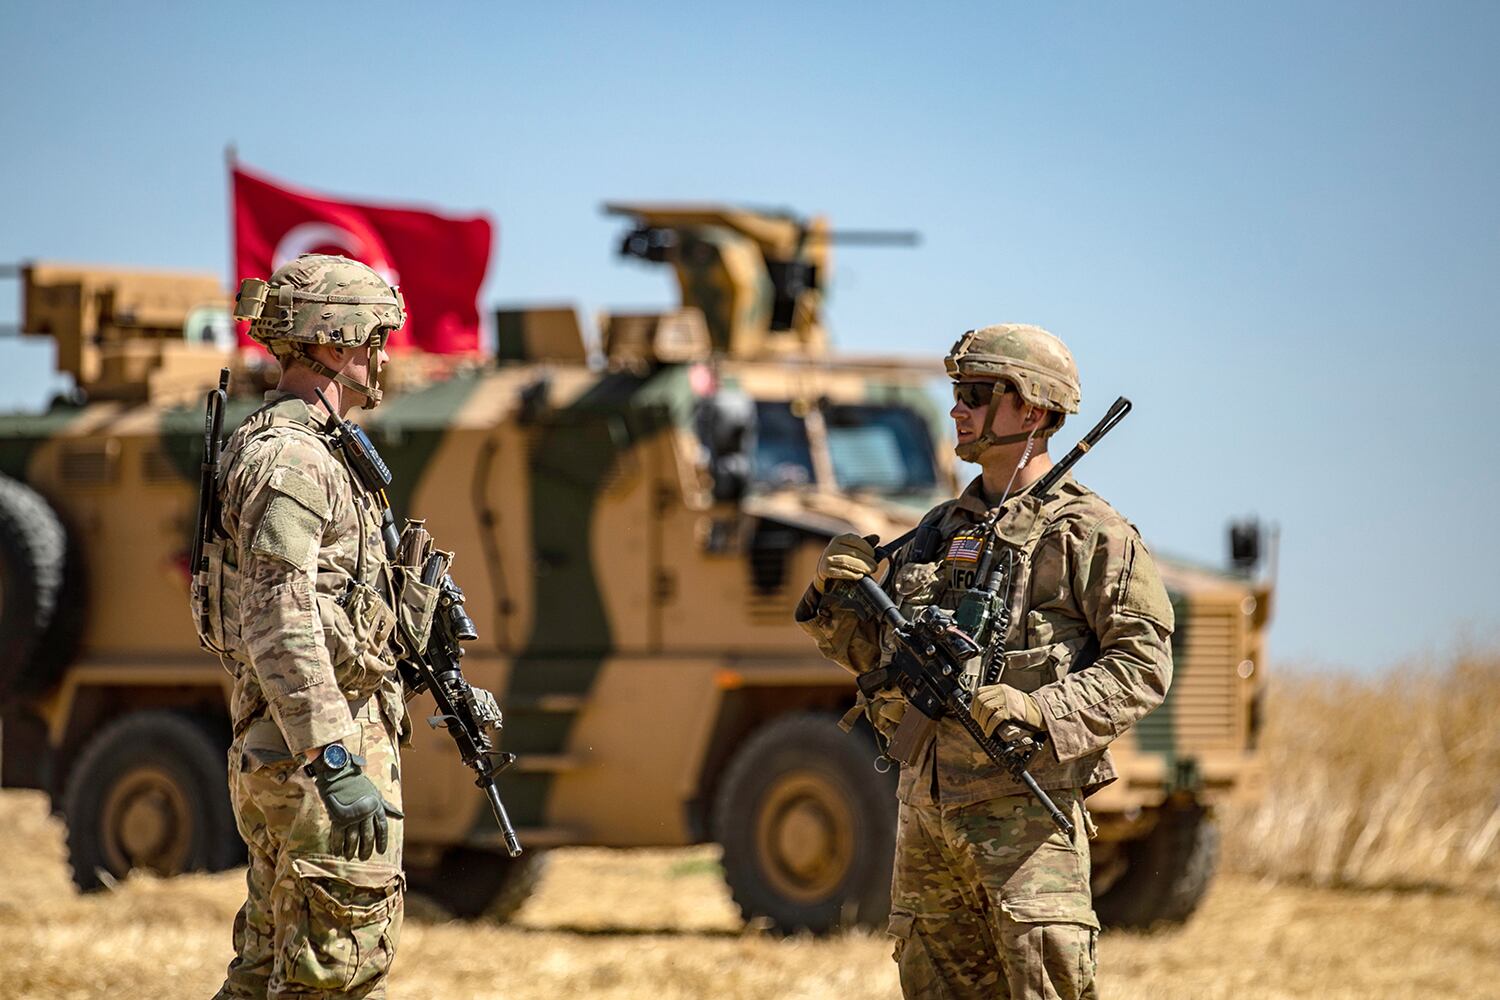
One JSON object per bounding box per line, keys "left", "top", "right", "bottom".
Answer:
{"left": 603, "top": 202, "right": 917, "bottom": 361}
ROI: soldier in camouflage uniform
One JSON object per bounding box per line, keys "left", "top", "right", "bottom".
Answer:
{"left": 797, "top": 324, "right": 1175, "bottom": 999}
{"left": 200, "top": 255, "right": 409, "bottom": 999}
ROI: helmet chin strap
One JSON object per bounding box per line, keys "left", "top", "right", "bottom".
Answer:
{"left": 300, "top": 347, "right": 383, "bottom": 409}
{"left": 954, "top": 395, "right": 1045, "bottom": 462}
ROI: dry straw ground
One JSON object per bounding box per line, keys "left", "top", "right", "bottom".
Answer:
{"left": 1, "top": 654, "right": 1497, "bottom": 999}
{"left": 1221, "top": 648, "right": 1500, "bottom": 894}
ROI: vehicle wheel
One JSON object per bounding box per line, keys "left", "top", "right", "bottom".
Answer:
{"left": 408, "top": 847, "right": 549, "bottom": 921}
{"left": 63, "top": 711, "right": 242, "bottom": 891}
{"left": 1093, "top": 803, "right": 1219, "bottom": 929}
{"left": 0, "top": 473, "right": 67, "bottom": 697}
{"left": 713, "top": 712, "right": 897, "bottom": 935}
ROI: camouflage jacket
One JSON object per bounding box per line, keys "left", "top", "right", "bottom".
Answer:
{"left": 796, "top": 473, "right": 1174, "bottom": 805}
{"left": 218, "top": 393, "right": 401, "bottom": 755}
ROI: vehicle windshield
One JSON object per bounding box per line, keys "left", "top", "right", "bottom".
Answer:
{"left": 752, "top": 401, "right": 939, "bottom": 497}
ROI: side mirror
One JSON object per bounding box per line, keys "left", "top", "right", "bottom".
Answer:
{"left": 1228, "top": 518, "right": 1261, "bottom": 574}
{"left": 695, "top": 389, "right": 757, "bottom": 503}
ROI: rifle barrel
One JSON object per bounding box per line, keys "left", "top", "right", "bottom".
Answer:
{"left": 813, "top": 230, "right": 921, "bottom": 246}
{"left": 484, "top": 781, "right": 523, "bottom": 857}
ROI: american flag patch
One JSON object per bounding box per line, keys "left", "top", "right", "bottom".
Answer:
{"left": 946, "top": 533, "right": 985, "bottom": 563}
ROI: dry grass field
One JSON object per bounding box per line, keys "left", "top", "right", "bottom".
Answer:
{"left": 2, "top": 653, "right": 1497, "bottom": 999}
{"left": 1221, "top": 648, "right": 1500, "bottom": 896}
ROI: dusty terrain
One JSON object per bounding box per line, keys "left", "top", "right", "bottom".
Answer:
{"left": 5, "top": 654, "right": 1499, "bottom": 998}
{"left": 1, "top": 789, "right": 1497, "bottom": 1000}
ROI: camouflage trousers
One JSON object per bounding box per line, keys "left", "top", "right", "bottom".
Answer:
{"left": 216, "top": 696, "right": 405, "bottom": 1000}
{"left": 888, "top": 790, "right": 1099, "bottom": 1000}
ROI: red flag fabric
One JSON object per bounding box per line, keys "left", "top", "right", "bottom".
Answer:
{"left": 232, "top": 164, "right": 493, "bottom": 354}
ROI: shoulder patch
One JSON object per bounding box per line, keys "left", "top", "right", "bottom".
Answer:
{"left": 246, "top": 463, "right": 333, "bottom": 569}
{"left": 250, "top": 495, "right": 324, "bottom": 568}
{"left": 268, "top": 466, "right": 331, "bottom": 520}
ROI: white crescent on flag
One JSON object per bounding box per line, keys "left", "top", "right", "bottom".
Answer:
{"left": 272, "top": 221, "right": 401, "bottom": 286}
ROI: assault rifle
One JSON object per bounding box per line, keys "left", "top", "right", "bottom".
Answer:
{"left": 189, "top": 369, "right": 231, "bottom": 586}
{"left": 399, "top": 543, "right": 523, "bottom": 858}
{"left": 313, "top": 389, "right": 523, "bottom": 858}
{"left": 845, "top": 579, "right": 1075, "bottom": 837}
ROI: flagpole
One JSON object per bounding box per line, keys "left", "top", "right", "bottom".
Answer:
{"left": 225, "top": 143, "right": 238, "bottom": 289}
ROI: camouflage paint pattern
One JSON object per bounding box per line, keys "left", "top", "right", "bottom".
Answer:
{"left": 218, "top": 697, "right": 404, "bottom": 999}
{"left": 889, "top": 791, "right": 1097, "bottom": 1000}
{"left": 487, "top": 366, "right": 688, "bottom": 830}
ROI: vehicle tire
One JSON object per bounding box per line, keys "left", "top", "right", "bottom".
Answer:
{"left": 408, "top": 847, "right": 549, "bottom": 921}
{"left": 0, "top": 473, "right": 67, "bottom": 698}
{"left": 713, "top": 712, "right": 897, "bottom": 935}
{"left": 1093, "top": 803, "right": 1219, "bottom": 930}
{"left": 63, "top": 710, "right": 242, "bottom": 891}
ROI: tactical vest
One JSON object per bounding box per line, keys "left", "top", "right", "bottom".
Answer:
{"left": 190, "top": 399, "right": 398, "bottom": 703}
{"left": 886, "top": 482, "right": 1115, "bottom": 804}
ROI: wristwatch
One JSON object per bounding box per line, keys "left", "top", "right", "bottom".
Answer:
{"left": 305, "top": 741, "right": 352, "bottom": 777}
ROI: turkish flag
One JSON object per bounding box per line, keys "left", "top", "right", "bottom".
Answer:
{"left": 232, "top": 163, "right": 493, "bottom": 354}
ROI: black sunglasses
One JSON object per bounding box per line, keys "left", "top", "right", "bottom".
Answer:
{"left": 952, "top": 381, "right": 1013, "bottom": 409}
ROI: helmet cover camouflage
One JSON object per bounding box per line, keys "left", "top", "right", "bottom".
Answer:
{"left": 233, "top": 254, "right": 406, "bottom": 407}
{"left": 234, "top": 254, "right": 405, "bottom": 352}
{"left": 945, "top": 323, "right": 1081, "bottom": 460}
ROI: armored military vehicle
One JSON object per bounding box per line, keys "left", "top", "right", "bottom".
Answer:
{"left": 0, "top": 205, "right": 1273, "bottom": 932}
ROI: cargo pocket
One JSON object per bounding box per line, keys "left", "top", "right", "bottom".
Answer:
{"left": 317, "top": 593, "right": 358, "bottom": 672}
{"left": 887, "top": 908, "right": 914, "bottom": 961}
{"left": 284, "top": 855, "right": 404, "bottom": 992}
{"left": 887, "top": 909, "right": 951, "bottom": 998}
{"left": 239, "top": 717, "right": 293, "bottom": 772}
{"left": 996, "top": 894, "right": 1099, "bottom": 997}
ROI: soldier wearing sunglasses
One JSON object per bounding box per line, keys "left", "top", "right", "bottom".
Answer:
{"left": 797, "top": 324, "right": 1175, "bottom": 1000}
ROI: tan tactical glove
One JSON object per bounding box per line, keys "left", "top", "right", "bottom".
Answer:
{"left": 971, "top": 683, "right": 1042, "bottom": 738}
{"left": 814, "top": 533, "right": 879, "bottom": 592}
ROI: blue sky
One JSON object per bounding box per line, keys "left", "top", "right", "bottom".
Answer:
{"left": 2, "top": 2, "right": 1496, "bottom": 672}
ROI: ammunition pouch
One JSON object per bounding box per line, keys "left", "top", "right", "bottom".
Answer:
{"left": 991, "top": 635, "right": 1100, "bottom": 694}
{"left": 396, "top": 574, "right": 441, "bottom": 656}
{"left": 190, "top": 538, "right": 242, "bottom": 665}
{"left": 330, "top": 581, "right": 398, "bottom": 698}
{"left": 392, "top": 523, "right": 452, "bottom": 657}
{"left": 885, "top": 710, "right": 937, "bottom": 767}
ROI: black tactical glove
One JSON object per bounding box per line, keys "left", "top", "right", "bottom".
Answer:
{"left": 307, "top": 750, "right": 404, "bottom": 860}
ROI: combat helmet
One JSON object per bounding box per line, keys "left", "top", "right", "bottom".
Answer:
{"left": 233, "top": 254, "right": 406, "bottom": 408}
{"left": 945, "top": 323, "right": 1080, "bottom": 461}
